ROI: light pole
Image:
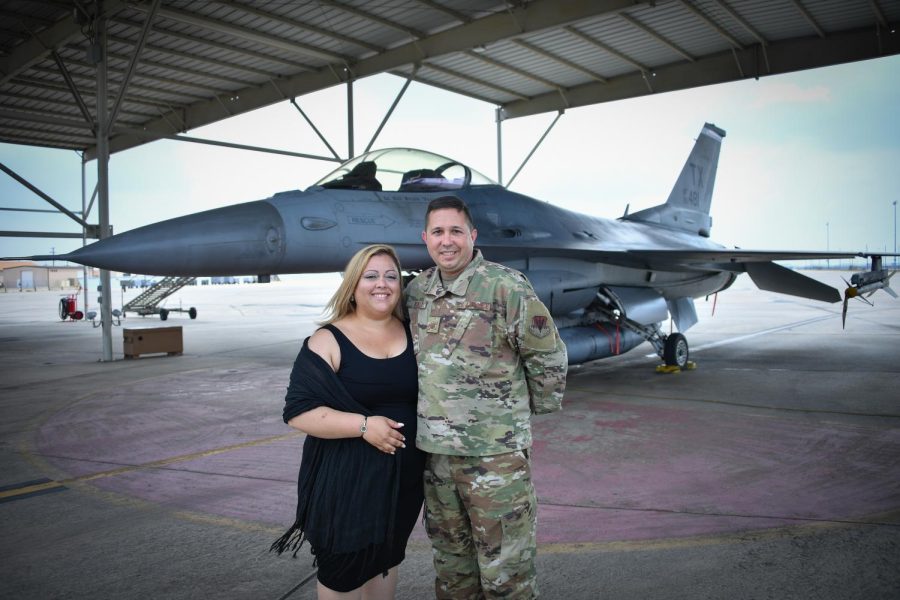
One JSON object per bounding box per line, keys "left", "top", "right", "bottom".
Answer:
{"left": 893, "top": 200, "right": 897, "bottom": 269}
{"left": 826, "top": 222, "right": 830, "bottom": 269}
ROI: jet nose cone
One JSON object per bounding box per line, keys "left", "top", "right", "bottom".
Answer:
{"left": 69, "top": 200, "right": 286, "bottom": 276}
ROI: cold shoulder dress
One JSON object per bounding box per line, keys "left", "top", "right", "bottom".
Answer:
{"left": 314, "top": 323, "right": 425, "bottom": 592}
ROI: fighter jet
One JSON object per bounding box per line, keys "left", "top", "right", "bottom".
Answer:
{"left": 15, "top": 123, "right": 895, "bottom": 368}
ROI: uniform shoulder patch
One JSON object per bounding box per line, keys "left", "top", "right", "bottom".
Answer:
{"left": 522, "top": 299, "right": 557, "bottom": 350}
{"left": 528, "top": 314, "right": 551, "bottom": 338}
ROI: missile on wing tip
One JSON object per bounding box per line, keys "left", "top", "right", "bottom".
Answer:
{"left": 846, "top": 270, "right": 896, "bottom": 299}
{"left": 62, "top": 200, "right": 291, "bottom": 276}
{"left": 854, "top": 280, "right": 896, "bottom": 298}
{"left": 850, "top": 270, "right": 890, "bottom": 288}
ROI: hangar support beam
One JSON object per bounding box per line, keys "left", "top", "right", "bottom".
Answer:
{"left": 0, "top": 162, "right": 93, "bottom": 232}
{"left": 95, "top": 3, "right": 113, "bottom": 362}
{"left": 0, "top": 0, "right": 132, "bottom": 86}
{"left": 502, "top": 25, "right": 900, "bottom": 119}
{"left": 116, "top": 127, "right": 342, "bottom": 163}
{"left": 504, "top": 111, "right": 565, "bottom": 189}
{"left": 91, "top": 0, "right": 650, "bottom": 159}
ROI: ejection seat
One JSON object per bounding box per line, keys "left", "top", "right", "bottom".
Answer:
{"left": 322, "top": 160, "right": 382, "bottom": 191}
{"left": 399, "top": 168, "right": 444, "bottom": 191}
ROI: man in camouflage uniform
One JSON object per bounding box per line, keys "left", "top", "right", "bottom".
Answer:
{"left": 406, "top": 195, "right": 568, "bottom": 599}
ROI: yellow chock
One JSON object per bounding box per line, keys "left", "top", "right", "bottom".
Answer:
{"left": 655, "top": 361, "right": 697, "bottom": 374}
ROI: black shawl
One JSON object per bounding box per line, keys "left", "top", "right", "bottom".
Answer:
{"left": 270, "top": 338, "right": 401, "bottom": 562}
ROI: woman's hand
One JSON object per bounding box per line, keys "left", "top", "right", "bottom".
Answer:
{"left": 362, "top": 416, "right": 406, "bottom": 454}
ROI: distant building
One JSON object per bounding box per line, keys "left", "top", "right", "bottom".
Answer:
{"left": 0, "top": 262, "right": 88, "bottom": 291}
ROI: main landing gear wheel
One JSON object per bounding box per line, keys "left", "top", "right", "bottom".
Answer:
{"left": 663, "top": 333, "right": 689, "bottom": 369}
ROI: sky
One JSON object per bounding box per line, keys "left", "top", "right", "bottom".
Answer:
{"left": 1, "top": 53, "right": 899, "bottom": 264}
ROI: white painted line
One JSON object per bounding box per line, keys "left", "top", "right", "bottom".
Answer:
{"left": 645, "top": 314, "right": 836, "bottom": 358}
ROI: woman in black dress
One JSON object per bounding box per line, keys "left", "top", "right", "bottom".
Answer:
{"left": 272, "top": 244, "right": 425, "bottom": 599}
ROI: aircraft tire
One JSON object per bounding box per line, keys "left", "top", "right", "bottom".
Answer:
{"left": 59, "top": 298, "right": 68, "bottom": 320}
{"left": 159, "top": 308, "right": 169, "bottom": 321}
{"left": 188, "top": 307, "right": 197, "bottom": 319}
{"left": 663, "top": 333, "right": 689, "bottom": 368}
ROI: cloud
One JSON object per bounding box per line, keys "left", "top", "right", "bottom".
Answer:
{"left": 751, "top": 82, "right": 831, "bottom": 109}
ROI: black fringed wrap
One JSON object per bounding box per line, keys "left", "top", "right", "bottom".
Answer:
{"left": 270, "top": 338, "right": 401, "bottom": 566}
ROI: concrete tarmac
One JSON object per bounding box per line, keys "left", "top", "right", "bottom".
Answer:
{"left": 1, "top": 271, "right": 898, "bottom": 599}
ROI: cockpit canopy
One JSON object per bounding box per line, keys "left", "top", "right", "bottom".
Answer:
{"left": 313, "top": 148, "right": 496, "bottom": 192}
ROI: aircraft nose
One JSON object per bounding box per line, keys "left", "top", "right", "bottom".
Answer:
{"left": 68, "top": 200, "right": 286, "bottom": 276}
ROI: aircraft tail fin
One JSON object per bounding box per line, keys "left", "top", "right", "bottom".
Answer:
{"left": 623, "top": 122, "right": 725, "bottom": 237}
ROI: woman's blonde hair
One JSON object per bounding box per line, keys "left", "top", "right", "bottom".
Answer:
{"left": 319, "top": 244, "right": 404, "bottom": 325}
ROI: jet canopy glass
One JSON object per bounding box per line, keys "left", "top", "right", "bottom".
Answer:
{"left": 312, "top": 148, "right": 496, "bottom": 192}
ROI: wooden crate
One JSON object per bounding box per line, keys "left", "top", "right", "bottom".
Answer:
{"left": 123, "top": 326, "right": 183, "bottom": 359}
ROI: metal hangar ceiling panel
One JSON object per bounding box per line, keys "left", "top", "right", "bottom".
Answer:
{"left": 0, "top": 0, "right": 897, "bottom": 157}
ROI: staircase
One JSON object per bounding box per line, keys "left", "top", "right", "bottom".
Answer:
{"left": 123, "top": 276, "right": 195, "bottom": 317}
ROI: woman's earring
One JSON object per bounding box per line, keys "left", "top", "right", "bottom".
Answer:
{"left": 350, "top": 295, "right": 355, "bottom": 303}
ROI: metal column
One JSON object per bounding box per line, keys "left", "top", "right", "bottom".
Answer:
{"left": 95, "top": 3, "right": 113, "bottom": 362}
{"left": 496, "top": 107, "right": 503, "bottom": 185}
{"left": 346, "top": 79, "right": 354, "bottom": 158}
{"left": 81, "top": 157, "right": 89, "bottom": 318}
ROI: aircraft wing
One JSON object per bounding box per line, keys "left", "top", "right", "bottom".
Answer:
{"left": 471, "top": 244, "right": 876, "bottom": 305}
{"left": 472, "top": 244, "right": 866, "bottom": 270}
{"left": 622, "top": 249, "right": 882, "bottom": 303}
{"left": 623, "top": 248, "right": 865, "bottom": 265}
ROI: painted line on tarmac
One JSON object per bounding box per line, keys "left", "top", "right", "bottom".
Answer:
{"left": 539, "top": 500, "right": 900, "bottom": 528}
{"left": 2, "top": 431, "right": 301, "bottom": 503}
{"left": 564, "top": 384, "right": 900, "bottom": 418}
{"left": 0, "top": 477, "right": 67, "bottom": 503}
{"left": 644, "top": 314, "right": 836, "bottom": 360}
{"left": 540, "top": 508, "right": 900, "bottom": 555}
{"left": 690, "top": 314, "right": 837, "bottom": 353}
{"left": 539, "top": 523, "right": 826, "bottom": 555}
{"left": 276, "top": 570, "right": 319, "bottom": 600}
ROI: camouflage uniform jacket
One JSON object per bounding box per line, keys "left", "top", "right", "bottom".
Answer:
{"left": 406, "top": 249, "right": 567, "bottom": 456}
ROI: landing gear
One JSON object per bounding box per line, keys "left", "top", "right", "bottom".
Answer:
{"left": 578, "top": 289, "right": 696, "bottom": 372}
{"left": 663, "top": 333, "right": 689, "bottom": 369}
{"left": 654, "top": 332, "right": 695, "bottom": 373}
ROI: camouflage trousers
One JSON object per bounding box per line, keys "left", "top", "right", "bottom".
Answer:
{"left": 424, "top": 451, "right": 538, "bottom": 599}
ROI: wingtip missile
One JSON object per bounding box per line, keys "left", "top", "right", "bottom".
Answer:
{"left": 841, "top": 268, "right": 896, "bottom": 328}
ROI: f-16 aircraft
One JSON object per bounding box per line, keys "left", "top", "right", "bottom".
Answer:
{"left": 16, "top": 123, "right": 895, "bottom": 368}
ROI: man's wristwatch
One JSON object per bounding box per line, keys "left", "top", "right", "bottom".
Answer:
{"left": 360, "top": 416, "right": 368, "bottom": 436}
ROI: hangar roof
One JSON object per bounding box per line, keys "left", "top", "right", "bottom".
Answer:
{"left": 1, "top": 0, "right": 898, "bottom": 158}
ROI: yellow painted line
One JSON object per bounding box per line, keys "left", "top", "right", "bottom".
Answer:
{"left": 539, "top": 508, "right": 900, "bottom": 554}
{"left": 2, "top": 431, "right": 301, "bottom": 502}
{"left": 0, "top": 480, "right": 66, "bottom": 500}
{"left": 171, "top": 509, "right": 286, "bottom": 535}
{"left": 564, "top": 384, "right": 900, "bottom": 418}
{"left": 539, "top": 525, "right": 820, "bottom": 554}
{"left": 74, "top": 431, "right": 302, "bottom": 482}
